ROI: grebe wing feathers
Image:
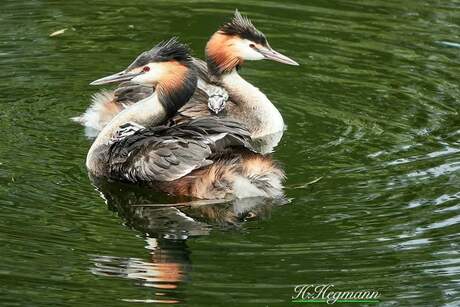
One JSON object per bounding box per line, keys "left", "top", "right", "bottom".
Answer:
{"left": 172, "top": 88, "right": 212, "bottom": 123}
{"left": 107, "top": 117, "right": 253, "bottom": 183}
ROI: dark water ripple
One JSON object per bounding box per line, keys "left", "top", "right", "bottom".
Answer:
{"left": 0, "top": 0, "right": 459, "bottom": 306}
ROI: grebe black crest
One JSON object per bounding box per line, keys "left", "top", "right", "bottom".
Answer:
{"left": 125, "top": 37, "right": 193, "bottom": 71}
{"left": 219, "top": 9, "right": 268, "bottom": 47}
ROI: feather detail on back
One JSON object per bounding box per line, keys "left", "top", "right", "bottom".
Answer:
{"left": 106, "top": 117, "right": 254, "bottom": 183}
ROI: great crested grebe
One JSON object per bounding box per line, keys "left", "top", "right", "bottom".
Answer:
{"left": 75, "top": 10, "right": 298, "bottom": 145}
{"left": 86, "top": 39, "right": 284, "bottom": 199}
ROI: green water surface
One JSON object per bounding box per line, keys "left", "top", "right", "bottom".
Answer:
{"left": 0, "top": 0, "right": 459, "bottom": 306}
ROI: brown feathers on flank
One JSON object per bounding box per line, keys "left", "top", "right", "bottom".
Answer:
{"left": 158, "top": 151, "right": 285, "bottom": 199}
{"left": 206, "top": 33, "right": 243, "bottom": 75}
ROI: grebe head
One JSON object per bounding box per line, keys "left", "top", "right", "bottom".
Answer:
{"left": 90, "top": 37, "right": 194, "bottom": 86}
{"left": 206, "top": 9, "right": 299, "bottom": 75}
{"left": 90, "top": 37, "right": 197, "bottom": 116}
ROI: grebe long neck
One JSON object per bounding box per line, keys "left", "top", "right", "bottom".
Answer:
{"left": 221, "top": 70, "right": 284, "bottom": 138}
{"left": 205, "top": 33, "right": 284, "bottom": 138}
{"left": 86, "top": 94, "right": 167, "bottom": 172}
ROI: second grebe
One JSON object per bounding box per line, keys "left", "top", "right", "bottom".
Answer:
{"left": 86, "top": 39, "right": 284, "bottom": 199}
{"left": 175, "top": 10, "right": 299, "bottom": 151}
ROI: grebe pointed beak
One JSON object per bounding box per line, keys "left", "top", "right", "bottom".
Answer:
{"left": 258, "top": 46, "right": 299, "bottom": 66}
{"left": 90, "top": 70, "right": 142, "bottom": 85}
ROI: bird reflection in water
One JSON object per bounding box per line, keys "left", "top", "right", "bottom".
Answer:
{"left": 89, "top": 176, "right": 287, "bottom": 303}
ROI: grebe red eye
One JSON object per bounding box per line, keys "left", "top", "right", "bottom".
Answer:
{"left": 142, "top": 66, "right": 150, "bottom": 72}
